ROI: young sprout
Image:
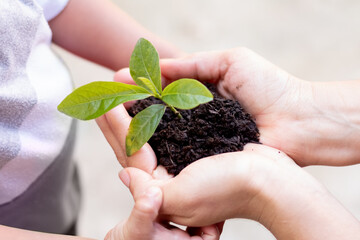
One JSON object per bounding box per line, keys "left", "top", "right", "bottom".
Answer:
{"left": 58, "top": 38, "right": 213, "bottom": 156}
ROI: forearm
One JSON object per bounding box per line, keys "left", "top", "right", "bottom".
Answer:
{"left": 260, "top": 176, "right": 360, "bottom": 240}
{"left": 221, "top": 148, "right": 360, "bottom": 240}
{"left": 49, "top": 0, "right": 181, "bottom": 71}
{"left": 0, "top": 225, "right": 94, "bottom": 240}
{"left": 305, "top": 80, "right": 360, "bottom": 165}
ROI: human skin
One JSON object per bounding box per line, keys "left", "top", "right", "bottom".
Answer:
{"left": 108, "top": 48, "right": 360, "bottom": 168}
{"left": 99, "top": 47, "right": 360, "bottom": 239}
{"left": 49, "top": 1, "right": 219, "bottom": 238}
{"left": 1, "top": 0, "right": 185, "bottom": 239}
{"left": 104, "top": 187, "right": 220, "bottom": 240}
{"left": 97, "top": 95, "right": 360, "bottom": 240}
{"left": 119, "top": 144, "right": 360, "bottom": 240}
{"left": 49, "top": 0, "right": 182, "bottom": 71}
{"left": 159, "top": 48, "right": 360, "bottom": 167}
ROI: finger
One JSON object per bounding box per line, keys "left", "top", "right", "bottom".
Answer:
{"left": 154, "top": 225, "right": 199, "bottom": 240}
{"left": 160, "top": 51, "right": 229, "bottom": 83}
{"left": 199, "top": 225, "right": 220, "bottom": 240}
{"left": 186, "top": 225, "right": 220, "bottom": 240}
{"left": 113, "top": 68, "right": 138, "bottom": 109}
{"left": 122, "top": 187, "right": 163, "bottom": 239}
{"left": 120, "top": 167, "right": 155, "bottom": 199}
{"left": 114, "top": 68, "right": 134, "bottom": 84}
{"left": 105, "top": 104, "right": 157, "bottom": 173}
{"left": 96, "top": 114, "right": 126, "bottom": 167}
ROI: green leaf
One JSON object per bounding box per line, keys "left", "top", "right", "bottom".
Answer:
{"left": 162, "top": 79, "right": 213, "bottom": 109}
{"left": 137, "top": 77, "right": 160, "bottom": 96}
{"left": 58, "top": 81, "right": 151, "bottom": 120}
{"left": 126, "top": 104, "right": 166, "bottom": 156}
{"left": 130, "top": 38, "right": 162, "bottom": 94}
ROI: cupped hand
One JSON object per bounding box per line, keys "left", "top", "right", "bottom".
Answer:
{"left": 121, "top": 143, "right": 360, "bottom": 240}
{"left": 96, "top": 59, "right": 309, "bottom": 227}
{"left": 160, "top": 49, "right": 353, "bottom": 166}
{"left": 97, "top": 55, "right": 306, "bottom": 171}
{"left": 97, "top": 48, "right": 314, "bottom": 170}
{"left": 115, "top": 144, "right": 360, "bottom": 240}
{"left": 121, "top": 143, "right": 317, "bottom": 227}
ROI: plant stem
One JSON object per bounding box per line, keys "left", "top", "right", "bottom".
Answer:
{"left": 168, "top": 105, "right": 183, "bottom": 119}
{"left": 156, "top": 96, "right": 183, "bottom": 119}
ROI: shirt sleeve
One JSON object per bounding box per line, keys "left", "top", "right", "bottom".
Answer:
{"left": 35, "top": 0, "right": 69, "bottom": 21}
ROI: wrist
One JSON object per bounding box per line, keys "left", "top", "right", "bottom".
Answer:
{"left": 305, "top": 81, "right": 360, "bottom": 165}
{"left": 259, "top": 171, "right": 360, "bottom": 240}
{"left": 230, "top": 146, "right": 329, "bottom": 226}
{"left": 276, "top": 79, "right": 360, "bottom": 166}
{"left": 238, "top": 149, "right": 360, "bottom": 240}
{"left": 257, "top": 165, "right": 326, "bottom": 233}
{"left": 229, "top": 148, "right": 307, "bottom": 221}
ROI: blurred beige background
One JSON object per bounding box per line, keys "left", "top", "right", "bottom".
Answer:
{"left": 54, "top": 0, "right": 360, "bottom": 239}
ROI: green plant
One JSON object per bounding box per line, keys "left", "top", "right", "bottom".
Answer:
{"left": 58, "top": 38, "right": 213, "bottom": 156}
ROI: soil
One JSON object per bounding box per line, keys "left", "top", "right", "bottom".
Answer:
{"left": 128, "top": 84, "right": 260, "bottom": 175}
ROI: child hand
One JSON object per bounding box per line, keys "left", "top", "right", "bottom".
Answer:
{"left": 105, "top": 186, "right": 220, "bottom": 240}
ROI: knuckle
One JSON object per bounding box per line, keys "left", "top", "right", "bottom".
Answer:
{"left": 135, "top": 198, "right": 155, "bottom": 215}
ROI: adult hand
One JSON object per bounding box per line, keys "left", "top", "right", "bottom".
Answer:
{"left": 121, "top": 144, "right": 360, "bottom": 240}
{"left": 121, "top": 144, "right": 311, "bottom": 226}
{"left": 160, "top": 49, "right": 360, "bottom": 166}
{"left": 105, "top": 186, "right": 220, "bottom": 240}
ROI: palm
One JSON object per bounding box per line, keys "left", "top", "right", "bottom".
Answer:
{"left": 224, "top": 51, "right": 317, "bottom": 166}
{"left": 125, "top": 143, "right": 298, "bottom": 227}
{"left": 161, "top": 49, "right": 314, "bottom": 166}
{"left": 221, "top": 51, "right": 307, "bottom": 165}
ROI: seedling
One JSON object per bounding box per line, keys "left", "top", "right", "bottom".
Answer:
{"left": 58, "top": 38, "right": 213, "bottom": 156}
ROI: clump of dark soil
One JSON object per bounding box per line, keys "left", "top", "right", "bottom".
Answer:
{"left": 128, "top": 84, "right": 260, "bottom": 175}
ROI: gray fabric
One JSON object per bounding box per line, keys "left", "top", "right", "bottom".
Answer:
{"left": 0, "top": 0, "right": 81, "bottom": 233}
{"left": 0, "top": 0, "right": 39, "bottom": 168}
{"left": 0, "top": 0, "right": 74, "bottom": 205}
{"left": 0, "top": 121, "right": 80, "bottom": 234}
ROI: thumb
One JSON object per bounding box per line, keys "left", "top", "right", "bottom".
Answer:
{"left": 119, "top": 167, "right": 155, "bottom": 200}
{"left": 123, "top": 187, "right": 162, "bottom": 239}
{"left": 108, "top": 187, "right": 162, "bottom": 240}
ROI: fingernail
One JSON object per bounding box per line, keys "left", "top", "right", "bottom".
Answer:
{"left": 119, "top": 169, "right": 130, "bottom": 188}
